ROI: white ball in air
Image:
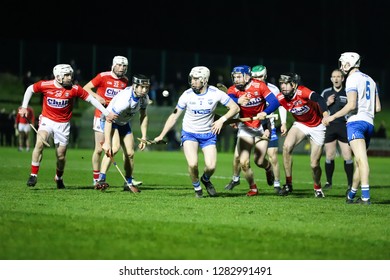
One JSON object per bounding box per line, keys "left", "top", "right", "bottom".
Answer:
{"left": 162, "top": 90, "right": 169, "bottom": 97}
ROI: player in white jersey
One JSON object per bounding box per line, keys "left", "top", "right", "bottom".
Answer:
{"left": 224, "top": 65, "right": 287, "bottom": 194}
{"left": 154, "top": 66, "right": 240, "bottom": 198}
{"left": 97, "top": 74, "right": 151, "bottom": 193}
{"left": 323, "top": 52, "right": 381, "bottom": 204}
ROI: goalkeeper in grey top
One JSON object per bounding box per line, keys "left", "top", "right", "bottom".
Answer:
{"left": 154, "top": 66, "right": 240, "bottom": 198}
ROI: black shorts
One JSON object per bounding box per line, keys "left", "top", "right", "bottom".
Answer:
{"left": 325, "top": 122, "right": 348, "bottom": 143}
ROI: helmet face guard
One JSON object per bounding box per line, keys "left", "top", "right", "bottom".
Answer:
{"left": 251, "top": 65, "right": 267, "bottom": 80}
{"left": 132, "top": 74, "right": 150, "bottom": 97}
{"left": 188, "top": 66, "right": 210, "bottom": 94}
{"left": 231, "top": 65, "right": 251, "bottom": 90}
{"left": 339, "top": 52, "right": 360, "bottom": 75}
{"left": 112, "top": 56, "right": 128, "bottom": 76}
{"left": 279, "top": 73, "right": 300, "bottom": 100}
{"left": 53, "top": 64, "right": 74, "bottom": 87}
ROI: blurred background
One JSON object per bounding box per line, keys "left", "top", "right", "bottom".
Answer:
{"left": 0, "top": 0, "right": 388, "bottom": 152}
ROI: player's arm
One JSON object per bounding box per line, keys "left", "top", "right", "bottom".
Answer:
{"left": 375, "top": 89, "right": 381, "bottom": 113}
{"left": 227, "top": 93, "right": 239, "bottom": 104}
{"left": 278, "top": 105, "right": 287, "bottom": 125}
{"left": 221, "top": 99, "right": 240, "bottom": 121}
{"left": 256, "top": 93, "right": 279, "bottom": 120}
{"left": 212, "top": 99, "right": 240, "bottom": 134}
{"left": 263, "top": 93, "right": 280, "bottom": 115}
{"left": 83, "top": 81, "right": 106, "bottom": 105}
{"left": 139, "top": 108, "right": 148, "bottom": 140}
{"left": 101, "top": 120, "right": 114, "bottom": 157}
{"left": 85, "top": 94, "right": 117, "bottom": 122}
{"left": 323, "top": 91, "right": 356, "bottom": 125}
{"left": 20, "top": 85, "right": 35, "bottom": 118}
{"left": 154, "top": 106, "right": 183, "bottom": 141}
{"left": 310, "top": 92, "right": 329, "bottom": 117}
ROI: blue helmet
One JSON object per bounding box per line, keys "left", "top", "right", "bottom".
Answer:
{"left": 232, "top": 65, "right": 251, "bottom": 76}
{"left": 231, "top": 65, "right": 251, "bottom": 90}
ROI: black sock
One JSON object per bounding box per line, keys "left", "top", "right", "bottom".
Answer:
{"left": 325, "top": 160, "right": 334, "bottom": 184}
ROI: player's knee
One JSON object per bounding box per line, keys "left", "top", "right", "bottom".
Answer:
{"left": 240, "top": 160, "right": 251, "bottom": 171}
{"left": 282, "top": 144, "right": 294, "bottom": 155}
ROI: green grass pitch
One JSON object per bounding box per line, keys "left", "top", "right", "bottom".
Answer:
{"left": 0, "top": 147, "right": 389, "bottom": 260}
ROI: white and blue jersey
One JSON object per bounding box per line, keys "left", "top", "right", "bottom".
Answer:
{"left": 178, "top": 85, "right": 231, "bottom": 134}
{"left": 101, "top": 86, "right": 149, "bottom": 136}
{"left": 177, "top": 85, "right": 232, "bottom": 148}
{"left": 345, "top": 71, "right": 378, "bottom": 146}
{"left": 107, "top": 86, "right": 149, "bottom": 126}
{"left": 345, "top": 71, "right": 377, "bottom": 125}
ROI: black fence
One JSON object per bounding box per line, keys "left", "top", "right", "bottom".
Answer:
{"left": 1, "top": 38, "right": 388, "bottom": 102}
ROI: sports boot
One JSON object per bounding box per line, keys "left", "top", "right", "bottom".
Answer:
{"left": 224, "top": 179, "right": 240, "bottom": 190}
{"left": 279, "top": 184, "right": 293, "bottom": 196}
{"left": 27, "top": 175, "right": 37, "bottom": 187}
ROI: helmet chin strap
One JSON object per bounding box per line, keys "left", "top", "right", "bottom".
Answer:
{"left": 343, "top": 66, "right": 356, "bottom": 76}
{"left": 55, "top": 77, "right": 72, "bottom": 88}
{"left": 192, "top": 86, "right": 202, "bottom": 94}
{"left": 192, "top": 82, "right": 206, "bottom": 94}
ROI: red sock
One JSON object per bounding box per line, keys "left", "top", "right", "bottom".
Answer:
{"left": 286, "top": 176, "right": 292, "bottom": 185}
{"left": 93, "top": 170, "right": 100, "bottom": 180}
{"left": 31, "top": 165, "right": 39, "bottom": 175}
{"left": 314, "top": 184, "right": 321, "bottom": 190}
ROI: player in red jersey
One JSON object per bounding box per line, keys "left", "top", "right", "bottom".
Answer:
{"left": 19, "top": 64, "right": 117, "bottom": 189}
{"left": 226, "top": 65, "right": 280, "bottom": 196}
{"left": 83, "top": 56, "right": 141, "bottom": 187}
{"left": 276, "top": 73, "right": 329, "bottom": 198}
{"left": 15, "top": 105, "right": 34, "bottom": 151}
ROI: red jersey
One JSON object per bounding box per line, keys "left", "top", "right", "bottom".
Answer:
{"left": 16, "top": 106, "right": 34, "bottom": 125}
{"left": 228, "top": 80, "right": 272, "bottom": 128}
{"left": 277, "top": 85, "right": 323, "bottom": 127}
{"left": 33, "top": 80, "right": 90, "bottom": 123}
{"left": 90, "top": 71, "right": 128, "bottom": 118}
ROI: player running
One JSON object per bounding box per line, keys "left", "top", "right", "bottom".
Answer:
{"left": 277, "top": 73, "right": 329, "bottom": 198}
{"left": 154, "top": 66, "right": 240, "bottom": 198}
{"left": 224, "top": 65, "right": 287, "bottom": 194}
{"left": 224, "top": 65, "right": 279, "bottom": 196}
{"left": 97, "top": 74, "right": 151, "bottom": 193}
{"left": 19, "top": 64, "right": 117, "bottom": 189}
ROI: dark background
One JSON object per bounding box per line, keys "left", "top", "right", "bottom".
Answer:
{"left": 1, "top": 0, "right": 387, "bottom": 69}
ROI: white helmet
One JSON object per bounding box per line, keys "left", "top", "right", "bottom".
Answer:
{"left": 53, "top": 64, "right": 73, "bottom": 85}
{"left": 189, "top": 66, "right": 210, "bottom": 83}
{"left": 188, "top": 66, "right": 210, "bottom": 93}
{"left": 251, "top": 65, "right": 267, "bottom": 80}
{"left": 339, "top": 52, "right": 360, "bottom": 75}
{"left": 112, "top": 56, "right": 128, "bottom": 74}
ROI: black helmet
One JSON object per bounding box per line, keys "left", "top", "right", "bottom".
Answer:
{"left": 278, "top": 72, "right": 300, "bottom": 84}
{"left": 132, "top": 74, "right": 150, "bottom": 85}
{"left": 279, "top": 72, "right": 300, "bottom": 100}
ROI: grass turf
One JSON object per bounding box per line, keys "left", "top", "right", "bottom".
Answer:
{"left": 0, "top": 147, "right": 389, "bottom": 260}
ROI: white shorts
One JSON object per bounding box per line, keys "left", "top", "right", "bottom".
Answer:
{"left": 93, "top": 116, "right": 103, "bottom": 133}
{"left": 39, "top": 116, "right": 70, "bottom": 146}
{"left": 237, "top": 123, "right": 266, "bottom": 140}
{"left": 293, "top": 122, "right": 326, "bottom": 146}
{"left": 18, "top": 123, "right": 31, "bottom": 133}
